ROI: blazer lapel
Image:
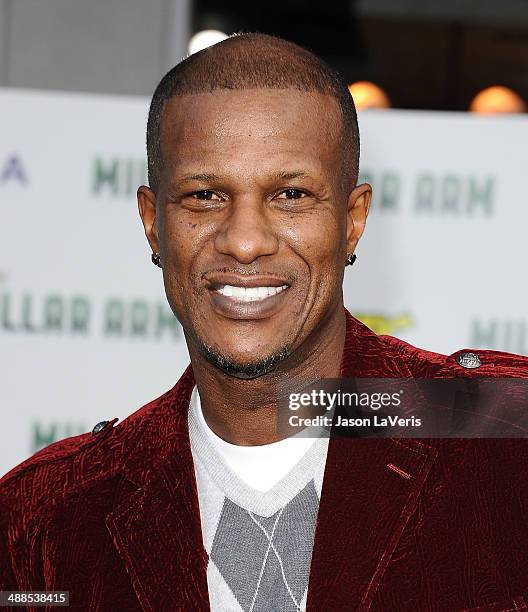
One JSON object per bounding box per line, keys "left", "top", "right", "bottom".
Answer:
{"left": 105, "top": 367, "right": 210, "bottom": 612}
{"left": 306, "top": 310, "right": 438, "bottom": 611}
{"left": 306, "top": 436, "right": 437, "bottom": 611}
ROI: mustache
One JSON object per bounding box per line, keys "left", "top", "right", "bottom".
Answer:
{"left": 200, "top": 266, "right": 297, "bottom": 282}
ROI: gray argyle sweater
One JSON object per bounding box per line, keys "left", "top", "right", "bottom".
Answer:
{"left": 188, "top": 387, "right": 330, "bottom": 612}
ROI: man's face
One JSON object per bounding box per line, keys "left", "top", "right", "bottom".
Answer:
{"left": 139, "top": 88, "right": 370, "bottom": 378}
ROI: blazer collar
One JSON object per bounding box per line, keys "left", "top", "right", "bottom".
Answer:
{"left": 105, "top": 309, "right": 437, "bottom": 612}
{"left": 306, "top": 311, "right": 438, "bottom": 610}
{"left": 105, "top": 365, "right": 210, "bottom": 612}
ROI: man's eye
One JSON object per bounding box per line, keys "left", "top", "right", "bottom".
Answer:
{"left": 192, "top": 190, "right": 220, "bottom": 201}
{"left": 278, "top": 189, "right": 306, "bottom": 200}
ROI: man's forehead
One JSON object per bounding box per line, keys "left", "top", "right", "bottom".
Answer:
{"left": 164, "top": 90, "right": 339, "bottom": 136}
{"left": 160, "top": 88, "right": 342, "bottom": 163}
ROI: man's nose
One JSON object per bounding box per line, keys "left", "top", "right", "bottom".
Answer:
{"left": 214, "top": 197, "right": 280, "bottom": 264}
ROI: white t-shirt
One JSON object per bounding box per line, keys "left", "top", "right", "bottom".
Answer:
{"left": 194, "top": 385, "right": 319, "bottom": 492}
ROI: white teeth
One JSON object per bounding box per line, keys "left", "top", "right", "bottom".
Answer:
{"left": 217, "top": 285, "right": 288, "bottom": 301}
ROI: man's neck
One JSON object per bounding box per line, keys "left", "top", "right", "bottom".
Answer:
{"left": 187, "top": 305, "right": 346, "bottom": 445}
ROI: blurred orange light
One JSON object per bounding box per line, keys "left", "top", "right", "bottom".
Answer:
{"left": 348, "top": 81, "right": 391, "bottom": 110}
{"left": 469, "top": 86, "right": 526, "bottom": 114}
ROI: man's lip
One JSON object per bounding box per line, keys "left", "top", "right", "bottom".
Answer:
{"left": 203, "top": 272, "right": 291, "bottom": 290}
{"left": 207, "top": 284, "right": 290, "bottom": 320}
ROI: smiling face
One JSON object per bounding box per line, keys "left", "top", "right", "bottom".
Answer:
{"left": 138, "top": 88, "right": 371, "bottom": 378}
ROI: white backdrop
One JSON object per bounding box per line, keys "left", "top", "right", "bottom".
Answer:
{"left": 1, "top": 88, "right": 527, "bottom": 476}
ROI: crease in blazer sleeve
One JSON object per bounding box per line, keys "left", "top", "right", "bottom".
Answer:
{"left": 0, "top": 506, "right": 19, "bottom": 591}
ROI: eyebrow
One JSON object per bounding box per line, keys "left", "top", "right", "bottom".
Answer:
{"left": 172, "top": 169, "right": 314, "bottom": 191}
{"left": 178, "top": 170, "right": 311, "bottom": 182}
{"left": 178, "top": 172, "right": 221, "bottom": 183}
{"left": 271, "top": 170, "right": 310, "bottom": 181}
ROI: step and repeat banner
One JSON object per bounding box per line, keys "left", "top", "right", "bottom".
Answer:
{"left": 1, "top": 89, "right": 527, "bottom": 475}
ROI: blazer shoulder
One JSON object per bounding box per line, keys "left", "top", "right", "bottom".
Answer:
{"left": 379, "top": 333, "right": 528, "bottom": 378}
{"left": 0, "top": 387, "right": 173, "bottom": 519}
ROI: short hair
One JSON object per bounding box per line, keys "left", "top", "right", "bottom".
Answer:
{"left": 146, "top": 32, "right": 359, "bottom": 194}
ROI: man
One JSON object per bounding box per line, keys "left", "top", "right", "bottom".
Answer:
{"left": 1, "top": 33, "right": 527, "bottom": 612}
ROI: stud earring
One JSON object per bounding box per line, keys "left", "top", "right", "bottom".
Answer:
{"left": 151, "top": 252, "right": 162, "bottom": 268}
{"left": 346, "top": 253, "right": 357, "bottom": 267}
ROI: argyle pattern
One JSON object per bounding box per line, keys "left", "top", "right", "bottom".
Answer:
{"left": 209, "top": 480, "right": 319, "bottom": 612}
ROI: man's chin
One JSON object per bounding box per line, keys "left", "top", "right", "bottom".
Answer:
{"left": 198, "top": 342, "right": 291, "bottom": 380}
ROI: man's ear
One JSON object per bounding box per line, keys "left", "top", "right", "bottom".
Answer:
{"left": 137, "top": 185, "right": 160, "bottom": 254}
{"left": 346, "top": 183, "right": 372, "bottom": 255}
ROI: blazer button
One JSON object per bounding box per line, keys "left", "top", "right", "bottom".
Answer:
{"left": 456, "top": 352, "right": 481, "bottom": 369}
{"left": 92, "top": 420, "right": 110, "bottom": 435}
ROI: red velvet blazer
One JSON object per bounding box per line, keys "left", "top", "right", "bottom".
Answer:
{"left": 1, "top": 310, "right": 528, "bottom": 612}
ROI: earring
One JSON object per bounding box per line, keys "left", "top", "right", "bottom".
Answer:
{"left": 151, "top": 252, "right": 162, "bottom": 268}
{"left": 346, "top": 253, "right": 357, "bottom": 267}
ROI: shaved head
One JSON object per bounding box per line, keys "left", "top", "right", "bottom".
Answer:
{"left": 146, "top": 32, "right": 360, "bottom": 194}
